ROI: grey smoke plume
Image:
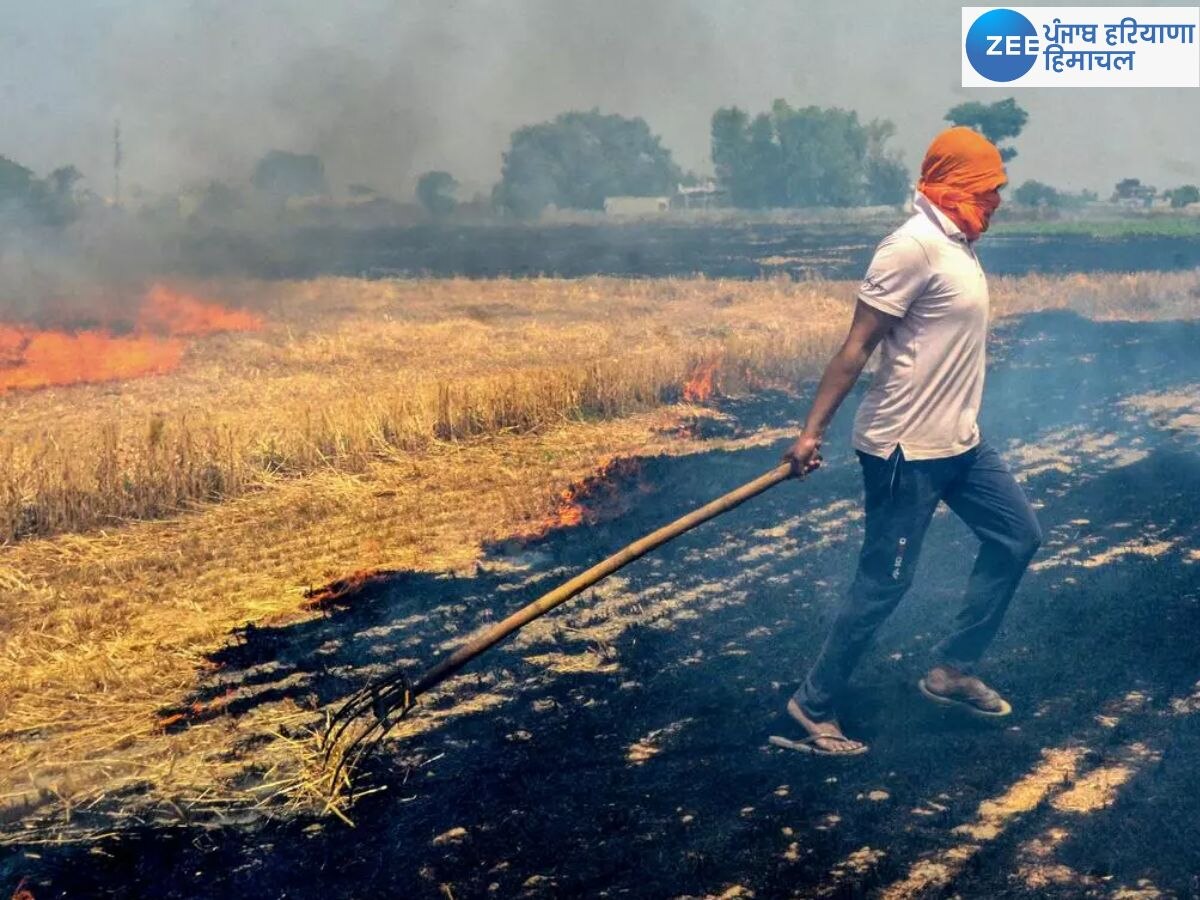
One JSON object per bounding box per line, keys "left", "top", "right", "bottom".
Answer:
{"left": 1, "top": 0, "right": 1197, "bottom": 200}
{"left": 0, "top": 212, "right": 169, "bottom": 325}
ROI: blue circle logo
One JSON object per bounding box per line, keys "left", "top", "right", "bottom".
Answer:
{"left": 965, "top": 8, "right": 1038, "bottom": 82}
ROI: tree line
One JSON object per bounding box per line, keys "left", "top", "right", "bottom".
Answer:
{"left": 484, "top": 99, "right": 1035, "bottom": 218}
{"left": 0, "top": 156, "right": 85, "bottom": 229}
{"left": 4, "top": 96, "right": 1198, "bottom": 225}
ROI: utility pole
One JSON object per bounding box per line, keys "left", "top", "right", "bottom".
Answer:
{"left": 113, "top": 120, "right": 122, "bottom": 207}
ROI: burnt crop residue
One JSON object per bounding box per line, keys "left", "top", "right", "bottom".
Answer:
{"left": 9, "top": 312, "right": 1200, "bottom": 897}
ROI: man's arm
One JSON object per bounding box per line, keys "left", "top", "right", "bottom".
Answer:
{"left": 783, "top": 300, "right": 900, "bottom": 476}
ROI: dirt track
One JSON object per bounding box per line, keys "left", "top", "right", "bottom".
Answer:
{"left": 6, "top": 310, "right": 1200, "bottom": 898}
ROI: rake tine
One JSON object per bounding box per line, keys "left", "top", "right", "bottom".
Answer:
{"left": 353, "top": 700, "right": 411, "bottom": 765}
{"left": 326, "top": 685, "right": 415, "bottom": 790}
{"left": 320, "top": 462, "right": 795, "bottom": 796}
{"left": 322, "top": 692, "right": 377, "bottom": 760}
{"left": 323, "top": 680, "right": 400, "bottom": 763}
{"left": 323, "top": 695, "right": 384, "bottom": 765}
{"left": 327, "top": 721, "right": 383, "bottom": 793}
{"left": 322, "top": 672, "right": 414, "bottom": 766}
{"left": 328, "top": 673, "right": 405, "bottom": 735}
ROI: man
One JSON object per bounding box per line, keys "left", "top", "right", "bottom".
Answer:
{"left": 778, "top": 126, "right": 1042, "bottom": 756}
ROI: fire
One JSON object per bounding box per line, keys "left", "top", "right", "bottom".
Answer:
{"left": 157, "top": 687, "right": 237, "bottom": 731}
{"left": 521, "top": 456, "right": 648, "bottom": 540}
{"left": 303, "top": 569, "right": 396, "bottom": 611}
{"left": 0, "top": 284, "right": 262, "bottom": 393}
{"left": 0, "top": 326, "right": 184, "bottom": 393}
{"left": 554, "top": 489, "right": 586, "bottom": 527}
{"left": 683, "top": 358, "right": 720, "bottom": 403}
{"left": 138, "top": 283, "right": 264, "bottom": 336}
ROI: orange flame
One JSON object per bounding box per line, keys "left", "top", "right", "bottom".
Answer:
{"left": 137, "top": 283, "right": 264, "bottom": 336}
{"left": 303, "top": 569, "right": 396, "bottom": 611}
{"left": 548, "top": 485, "right": 587, "bottom": 529}
{"left": 0, "top": 326, "right": 184, "bottom": 393}
{"left": 683, "top": 358, "right": 719, "bottom": 403}
{"left": 521, "top": 457, "right": 646, "bottom": 540}
{"left": 157, "top": 687, "right": 237, "bottom": 731}
{"left": 0, "top": 284, "right": 262, "bottom": 393}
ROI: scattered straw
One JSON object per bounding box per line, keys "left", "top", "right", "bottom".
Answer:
{"left": 3, "top": 270, "right": 1197, "bottom": 835}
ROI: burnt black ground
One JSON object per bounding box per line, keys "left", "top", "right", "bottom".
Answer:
{"left": 173, "top": 220, "right": 1200, "bottom": 280}
{"left": 5, "top": 311, "right": 1200, "bottom": 899}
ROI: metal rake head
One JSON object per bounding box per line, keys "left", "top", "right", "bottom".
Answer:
{"left": 321, "top": 669, "right": 417, "bottom": 795}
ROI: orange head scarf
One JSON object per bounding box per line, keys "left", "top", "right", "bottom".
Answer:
{"left": 917, "top": 126, "right": 1007, "bottom": 242}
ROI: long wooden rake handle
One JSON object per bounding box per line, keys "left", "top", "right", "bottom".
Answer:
{"left": 410, "top": 461, "right": 795, "bottom": 697}
{"left": 323, "top": 461, "right": 796, "bottom": 784}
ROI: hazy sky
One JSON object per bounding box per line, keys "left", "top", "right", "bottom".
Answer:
{"left": 1, "top": 0, "right": 1197, "bottom": 200}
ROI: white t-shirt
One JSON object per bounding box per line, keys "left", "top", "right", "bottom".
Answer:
{"left": 851, "top": 191, "right": 990, "bottom": 461}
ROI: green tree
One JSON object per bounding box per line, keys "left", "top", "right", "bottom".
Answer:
{"left": 416, "top": 170, "right": 459, "bottom": 216}
{"left": 0, "top": 156, "right": 35, "bottom": 209}
{"left": 251, "top": 150, "right": 328, "bottom": 199}
{"left": 47, "top": 165, "right": 82, "bottom": 198}
{"left": 944, "top": 98, "right": 1028, "bottom": 162}
{"left": 0, "top": 156, "right": 83, "bottom": 227}
{"left": 1112, "top": 177, "right": 1156, "bottom": 203}
{"left": 1166, "top": 184, "right": 1200, "bottom": 208}
{"left": 1013, "top": 180, "right": 1062, "bottom": 208}
{"left": 494, "top": 110, "right": 682, "bottom": 217}
{"left": 1113, "top": 177, "right": 1142, "bottom": 200}
{"left": 38, "top": 165, "right": 84, "bottom": 226}
{"left": 711, "top": 107, "right": 751, "bottom": 205}
{"left": 863, "top": 119, "right": 910, "bottom": 206}
{"left": 710, "top": 102, "right": 907, "bottom": 208}
{"left": 743, "top": 112, "right": 784, "bottom": 207}
{"left": 773, "top": 101, "right": 868, "bottom": 206}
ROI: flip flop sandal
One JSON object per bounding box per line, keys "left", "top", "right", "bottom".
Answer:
{"left": 768, "top": 733, "right": 869, "bottom": 756}
{"left": 918, "top": 678, "right": 1013, "bottom": 718}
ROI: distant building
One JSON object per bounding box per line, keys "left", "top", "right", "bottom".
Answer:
{"left": 604, "top": 195, "right": 671, "bottom": 216}
{"left": 673, "top": 180, "right": 728, "bottom": 210}
{"left": 1114, "top": 195, "right": 1155, "bottom": 209}
{"left": 1112, "top": 181, "right": 1157, "bottom": 208}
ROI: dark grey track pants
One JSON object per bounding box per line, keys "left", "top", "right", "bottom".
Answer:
{"left": 794, "top": 440, "right": 1042, "bottom": 721}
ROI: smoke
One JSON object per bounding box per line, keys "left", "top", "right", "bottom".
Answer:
{"left": 2, "top": 0, "right": 1198, "bottom": 202}
{"left": 0, "top": 212, "right": 168, "bottom": 326}
{"left": 0, "top": 0, "right": 1195, "bottom": 322}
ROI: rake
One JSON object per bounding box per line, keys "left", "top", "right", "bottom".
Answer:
{"left": 321, "top": 460, "right": 797, "bottom": 791}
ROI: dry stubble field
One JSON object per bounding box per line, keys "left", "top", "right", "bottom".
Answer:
{"left": 2, "top": 270, "right": 1200, "bottom": 881}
